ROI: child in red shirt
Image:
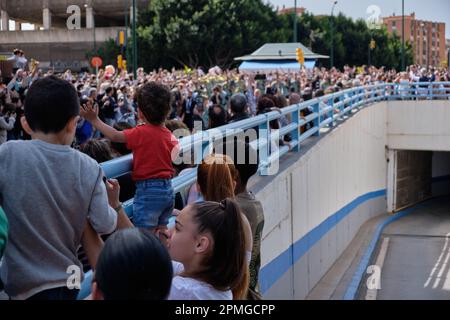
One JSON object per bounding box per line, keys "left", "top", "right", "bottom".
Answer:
{"left": 81, "top": 82, "right": 178, "bottom": 230}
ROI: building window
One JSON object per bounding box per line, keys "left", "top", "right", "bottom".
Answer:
{"left": 392, "top": 21, "right": 396, "bottom": 27}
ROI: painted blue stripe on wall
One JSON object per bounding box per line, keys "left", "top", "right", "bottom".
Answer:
{"left": 259, "top": 189, "right": 386, "bottom": 294}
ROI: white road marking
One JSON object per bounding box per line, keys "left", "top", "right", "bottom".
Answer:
{"left": 424, "top": 232, "right": 450, "bottom": 289}
{"left": 366, "top": 237, "right": 390, "bottom": 300}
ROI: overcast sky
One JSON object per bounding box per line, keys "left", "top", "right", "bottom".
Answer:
{"left": 268, "top": 0, "right": 450, "bottom": 38}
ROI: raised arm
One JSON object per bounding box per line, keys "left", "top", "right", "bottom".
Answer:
{"left": 80, "top": 101, "right": 126, "bottom": 143}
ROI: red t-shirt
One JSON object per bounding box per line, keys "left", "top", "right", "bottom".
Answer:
{"left": 123, "top": 124, "right": 179, "bottom": 181}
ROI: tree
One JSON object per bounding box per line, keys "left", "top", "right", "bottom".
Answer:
{"left": 137, "top": 0, "right": 289, "bottom": 70}
{"left": 90, "top": 3, "right": 413, "bottom": 72}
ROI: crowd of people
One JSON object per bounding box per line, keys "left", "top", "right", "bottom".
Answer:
{"left": 0, "top": 48, "right": 450, "bottom": 300}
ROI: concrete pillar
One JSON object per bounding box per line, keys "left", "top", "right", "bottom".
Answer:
{"left": 1, "top": 10, "right": 9, "bottom": 31}
{"left": 43, "top": 8, "right": 52, "bottom": 30}
{"left": 15, "top": 20, "right": 21, "bottom": 31}
{"left": 86, "top": 7, "right": 95, "bottom": 29}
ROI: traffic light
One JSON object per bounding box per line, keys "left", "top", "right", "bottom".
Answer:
{"left": 117, "top": 30, "right": 126, "bottom": 47}
{"left": 296, "top": 48, "right": 305, "bottom": 65}
{"left": 370, "top": 40, "right": 376, "bottom": 50}
{"left": 117, "top": 54, "right": 123, "bottom": 70}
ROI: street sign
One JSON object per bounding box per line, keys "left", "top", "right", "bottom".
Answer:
{"left": 91, "top": 56, "right": 103, "bottom": 68}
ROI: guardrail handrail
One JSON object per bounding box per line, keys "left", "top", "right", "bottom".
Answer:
{"left": 99, "top": 82, "right": 450, "bottom": 215}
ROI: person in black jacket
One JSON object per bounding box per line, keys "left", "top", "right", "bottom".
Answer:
{"left": 180, "top": 90, "right": 196, "bottom": 131}
{"left": 228, "top": 94, "right": 250, "bottom": 124}
{"left": 101, "top": 87, "right": 118, "bottom": 126}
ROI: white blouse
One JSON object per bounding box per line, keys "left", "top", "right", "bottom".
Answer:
{"left": 168, "top": 262, "right": 233, "bottom": 300}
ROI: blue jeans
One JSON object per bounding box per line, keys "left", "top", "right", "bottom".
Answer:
{"left": 133, "top": 179, "right": 174, "bottom": 229}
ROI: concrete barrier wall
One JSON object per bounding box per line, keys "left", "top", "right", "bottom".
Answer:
{"left": 254, "top": 103, "right": 388, "bottom": 299}
{"left": 0, "top": 27, "right": 121, "bottom": 44}
{"left": 253, "top": 99, "right": 450, "bottom": 299}
{"left": 388, "top": 100, "right": 450, "bottom": 152}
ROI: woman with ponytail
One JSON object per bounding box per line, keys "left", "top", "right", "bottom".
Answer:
{"left": 168, "top": 199, "right": 248, "bottom": 300}
{"left": 198, "top": 154, "right": 252, "bottom": 298}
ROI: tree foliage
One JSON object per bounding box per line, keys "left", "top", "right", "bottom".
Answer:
{"left": 91, "top": 0, "right": 414, "bottom": 71}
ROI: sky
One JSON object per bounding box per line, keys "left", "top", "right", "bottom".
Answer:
{"left": 267, "top": 0, "right": 450, "bottom": 39}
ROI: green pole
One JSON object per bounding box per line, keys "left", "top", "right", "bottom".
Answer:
{"left": 330, "top": 2, "right": 337, "bottom": 69}
{"left": 401, "top": 0, "right": 405, "bottom": 71}
{"left": 330, "top": 18, "right": 333, "bottom": 68}
{"left": 293, "top": 0, "right": 297, "bottom": 43}
{"left": 132, "top": 0, "right": 137, "bottom": 79}
{"left": 125, "top": 0, "right": 129, "bottom": 72}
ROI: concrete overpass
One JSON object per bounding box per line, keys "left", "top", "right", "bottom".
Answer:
{"left": 0, "top": 0, "right": 148, "bottom": 71}
{"left": 95, "top": 82, "right": 450, "bottom": 300}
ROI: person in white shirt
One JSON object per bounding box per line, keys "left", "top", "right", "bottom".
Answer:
{"left": 168, "top": 199, "right": 248, "bottom": 300}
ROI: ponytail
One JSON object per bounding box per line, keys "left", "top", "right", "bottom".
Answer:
{"left": 190, "top": 199, "right": 249, "bottom": 299}
{"left": 220, "top": 199, "right": 249, "bottom": 300}
{"left": 198, "top": 154, "right": 237, "bottom": 202}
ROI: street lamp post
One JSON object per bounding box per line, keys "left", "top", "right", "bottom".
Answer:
{"left": 132, "top": 0, "right": 137, "bottom": 79}
{"left": 330, "top": 1, "right": 338, "bottom": 69}
{"left": 401, "top": 0, "right": 405, "bottom": 71}
{"left": 124, "top": 0, "right": 129, "bottom": 72}
{"left": 293, "top": 0, "right": 298, "bottom": 43}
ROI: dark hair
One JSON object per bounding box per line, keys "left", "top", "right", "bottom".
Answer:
{"left": 137, "top": 82, "right": 171, "bottom": 125}
{"left": 230, "top": 94, "right": 247, "bottom": 114}
{"left": 257, "top": 97, "right": 280, "bottom": 130}
{"left": 190, "top": 199, "right": 249, "bottom": 299}
{"left": 105, "top": 87, "right": 114, "bottom": 95}
{"left": 165, "top": 119, "right": 189, "bottom": 133}
{"left": 220, "top": 140, "right": 259, "bottom": 189}
{"left": 79, "top": 139, "right": 114, "bottom": 163}
{"left": 208, "top": 104, "right": 227, "bottom": 129}
{"left": 111, "top": 122, "right": 133, "bottom": 156}
{"left": 95, "top": 229, "right": 173, "bottom": 300}
{"left": 257, "top": 97, "right": 275, "bottom": 115}
{"left": 24, "top": 76, "right": 80, "bottom": 134}
{"left": 274, "top": 95, "right": 288, "bottom": 109}
{"left": 2, "top": 103, "right": 16, "bottom": 115}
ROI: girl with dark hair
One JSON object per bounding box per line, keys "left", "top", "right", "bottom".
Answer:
{"left": 180, "top": 154, "right": 253, "bottom": 298}
{"left": 79, "top": 139, "right": 114, "bottom": 164}
{"left": 168, "top": 198, "right": 248, "bottom": 300}
{"left": 92, "top": 228, "right": 173, "bottom": 300}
